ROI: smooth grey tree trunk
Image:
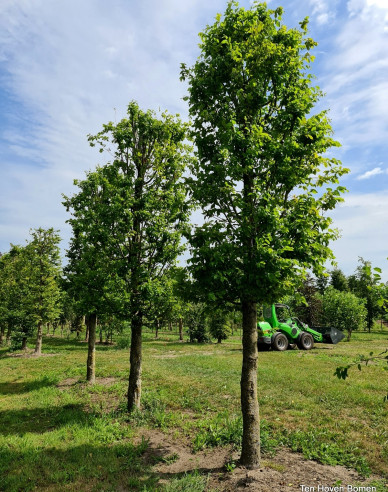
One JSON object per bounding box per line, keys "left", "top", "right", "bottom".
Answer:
{"left": 127, "top": 313, "right": 143, "bottom": 411}
{"left": 85, "top": 314, "right": 90, "bottom": 342}
{"left": 34, "top": 321, "right": 43, "bottom": 355}
{"left": 240, "top": 300, "right": 260, "bottom": 469}
{"left": 86, "top": 313, "right": 97, "bottom": 383}
{"left": 21, "top": 336, "right": 27, "bottom": 350}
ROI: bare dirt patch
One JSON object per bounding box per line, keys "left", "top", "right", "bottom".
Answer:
{"left": 135, "top": 429, "right": 386, "bottom": 491}
{"left": 57, "top": 377, "right": 118, "bottom": 392}
{"left": 4, "top": 350, "right": 60, "bottom": 359}
{"left": 137, "top": 429, "right": 231, "bottom": 475}
{"left": 208, "top": 448, "right": 384, "bottom": 492}
{"left": 58, "top": 377, "right": 117, "bottom": 387}
{"left": 92, "top": 377, "right": 118, "bottom": 386}
{"left": 56, "top": 377, "right": 80, "bottom": 390}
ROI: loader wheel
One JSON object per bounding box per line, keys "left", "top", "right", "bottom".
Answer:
{"left": 271, "top": 333, "right": 289, "bottom": 351}
{"left": 297, "top": 332, "right": 314, "bottom": 350}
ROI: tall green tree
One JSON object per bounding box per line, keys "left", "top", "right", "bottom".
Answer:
{"left": 185, "top": 302, "right": 209, "bottom": 343}
{"left": 0, "top": 245, "right": 36, "bottom": 349}
{"left": 208, "top": 308, "right": 230, "bottom": 343}
{"left": 26, "top": 228, "right": 62, "bottom": 355}
{"left": 315, "top": 273, "right": 329, "bottom": 295}
{"left": 322, "top": 287, "right": 366, "bottom": 341}
{"left": 64, "top": 101, "right": 192, "bottom": 409}
{"left": 170, "top": 266, "right": 196, "bottom": 341}
{"left": 64, "top": 178, "right": 124, "bottom": 383}
{"left": 0, "top": 248, "right": 19, "bottom": 345}
{"left": 348, "top": 258, "right": 380, "bottom": 331}
{"left": 330, "top": 268, "right": 348, "bottom": 292}
{"left": 181, "top": 1, "right": 348, "bottom": 468}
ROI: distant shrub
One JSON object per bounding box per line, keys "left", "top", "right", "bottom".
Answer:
{"left": 9, "top": 328, "right": 25, "bottom": 352}
{"left": 115, "top": 337, "right": 130, "bottom": 350}
{"left": 322, "top": 287, "right": 366, "bottom": 340}
{"left": 208, "top": 309, "right": 230, "bottom": 343}
{"left": 185, "top": 303, "right": 210, "bottom": 343}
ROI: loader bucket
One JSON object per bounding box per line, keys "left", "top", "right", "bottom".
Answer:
{"left": 323, "top": 327, "right": 345, "bottom": 344}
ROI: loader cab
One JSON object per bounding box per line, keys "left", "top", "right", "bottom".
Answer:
{"left": 275, "top": 304, "right": 293, "bottom": 324}
{"left": 263, "top": 303, "right": 293, "bottom": 328}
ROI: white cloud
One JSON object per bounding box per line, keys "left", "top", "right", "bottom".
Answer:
{"left": 367, "top": 0, "right": 388, "bottom": 9}
{"left": 348, "top": 0, "right": 388, "bottom": 15}
{"left": 309, "top": 0, "right": 334, "bottom": 24}
{"left": 357, "top": 167, "right": 385, "bottom": 179}
{"left": 347, "top": 0, "right": 388, "bottom": 26}
{"left": 321, "top": 0, "right": 388, "bottom": 149}
{"left": 0, "top": 0, "right": 229, "bottom": 253}
{"left": 0, "top": 0, "right": 387, "bottom": 283}
{"left": 330, "top": 192, "right": 388, "bottom": 280}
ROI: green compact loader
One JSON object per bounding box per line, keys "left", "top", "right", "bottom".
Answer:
{"left": 258, "top": 304, "right": 345, "bottom": 351}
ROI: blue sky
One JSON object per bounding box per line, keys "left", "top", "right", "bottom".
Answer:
{"left": 0, "top": 0, "right": 387, "bottom": 280}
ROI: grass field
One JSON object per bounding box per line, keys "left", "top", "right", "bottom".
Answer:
{"left": 0, "top": 328, "right": 387, "bottom": 491}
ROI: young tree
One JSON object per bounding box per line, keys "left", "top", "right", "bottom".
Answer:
{"left": 0, "top": 248, "right": 18, "bottom": 346}
{"left": 26, "top": 228, "right": 62, "bottom": 355}
{"left": 322, "top": 287, "right": 366, "bottom": 341}
{"left": 63, "top": 190, "right": 124, "bottom": 383}
{"left": 170, "top": 266, "right": 194, "bottom": 341}
{"left": 208, "top": 308, "right": 230, "bottom": 343}
{"left": 315, "top": 274, "right": 329, "bottom": 295}
{"left": 348, "top": 258, "right": 380, "bottom": 332}
{"left": 0, "top": 246, "right": 36, "bottom": 349}
{"left": 181, "top": 1, "right": 348, "bottom": 468}
{"left": 0, "top": 253, "right": 7, "bottom": 345}
{"left": 64, "top": 101, "right": 191, "bottom": 409}
{"left": 143, "top": 274, "right": 178, "bottom": 339}
{"left": 185, "top": 302, "right": 209, "bottom": 343}
{"left": 335, "top": 263, "right": 388, "bottom": 396}
{"left": 330, "top": 268, "right": 349, "bottom": 292}
{"left": 96, "top": 314, "right": 125, "bottom": 344}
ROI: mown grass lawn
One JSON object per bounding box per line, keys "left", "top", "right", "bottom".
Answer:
{"left": 0, "top": 328, "right": 387, "bottom": 491}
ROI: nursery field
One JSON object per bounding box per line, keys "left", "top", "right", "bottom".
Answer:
{"left": 0, "top": 330, "right": 388, "bottom": 491}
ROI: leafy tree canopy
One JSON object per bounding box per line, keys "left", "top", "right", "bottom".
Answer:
{"left": 181, "top": 0, "right": 349, "bottom": 305}
{"left": 63, "top": 101, "right": 193, "bottom": 318}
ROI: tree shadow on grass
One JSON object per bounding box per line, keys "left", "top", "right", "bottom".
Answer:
{"left": 0, "top": 436, "right": 220, "bottom": 492}
{"left": 42, "top": 336, "right": 134, "bottom": 352}
{"left": 0, "top": 376, "right": 58, "bottom": 395}
{"left": 40, "top": 336, "right": 88, "bottom": 352}
{"left": 0, "top": 403, "right": 90, "bottom": 436}
{"left": 145, "top": 340, "right": 214, "bottom": 349}
{"left": 0, "top": 439, "right": 158, "bottom": 492}
{"left": 144, "top": 339, "right": 187, "bottom": 346}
